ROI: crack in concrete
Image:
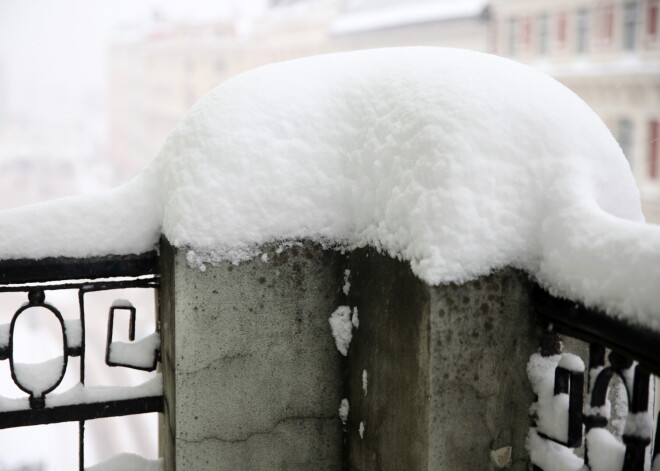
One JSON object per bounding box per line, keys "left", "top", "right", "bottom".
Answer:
{"left": 177, "top": 352, "right": 253, "bottom": 376}
{"left": 176, "top": 414, "right": 337, "bottom": 444}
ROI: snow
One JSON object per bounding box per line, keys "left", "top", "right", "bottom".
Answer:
{"left": 338, "top": 398, "right": 349, "bottom": 425}
{"left": 585, "top": 428, "right": 625, "bottom": 471}
{"left": 624, "top": 411, "right": 654, "bottom": 439}
{"left": 13, "top": 356, "right": 64, "bottom": 396}
{"left": 329, "top": 306, "right": 353, "bottom": 356}
{"left": 362, "top": 369, "right": 367, "bottom": 394}
{"left": 64, "top": 319, "right": 82, "bottom": 350}
{"left": 527, "top": 349, "right": 647, "bottom": 471}
{"left": 342, "top": 269, "right": 351, "bottom": 296}
{"left": 584, "top": 403, "right": 611, "bottom": 420}
{"left": 0, "top": 375, "right": 162, "bottom": 412}
{"left": 528, "top": 353, "right": 569, "bottom": 443}
{"left": 558, "top": 353, "right": 585, "bottom": 373}
{"left": 0, "top": 47, "right": 656, "bottom": 328}
{"left": 0, "top": 323, "right": 9, "bottom": 349}
{"left": 351, "top": 307, "right": 359, "bottom": 329}
{"left": 46, "top": 375, "right": 162, "bottom": 408}
{"left": 359, "top": 421, "right": 365, "bottom": 439}
{"left": 111, "top": 299, "right": 134, "bottom": 308}
{"left": 85, "top": 453, "right": 163, "bottom": 471}
{"left": 526, "top": 429, "right": 584, "bottom": 471}
{"left": 527, "top": 352, "right": 584, "bottom": 446}
{"left": 108, "top": 332, "right": 160, "bottom": 369}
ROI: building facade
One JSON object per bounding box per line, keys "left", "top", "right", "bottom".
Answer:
{"left": 491, "top": 0, "right": 660, "bottom": 219}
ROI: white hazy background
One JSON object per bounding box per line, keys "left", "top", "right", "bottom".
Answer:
{"left": 0, "top": 2, "right": 263, "bottom": 470}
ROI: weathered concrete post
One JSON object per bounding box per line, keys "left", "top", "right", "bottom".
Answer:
{"left": 344, "top": 249, "right": 541, "bottom": 471}
{"left": 159, "top": 240, "right": 545, "bottom": 470}
{"left": 159, "top": 240, "right": 344, "bottom": 470}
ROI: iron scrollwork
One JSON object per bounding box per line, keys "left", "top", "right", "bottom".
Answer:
{"left": 0, "top": 256, "right": 161, "bottom": 471}
{"left": 530, "top": 334, "right": 658, "bottom": 471}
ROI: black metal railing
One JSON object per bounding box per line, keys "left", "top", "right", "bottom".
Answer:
{"left": 531, "top": 287, "right": 660, "bottom": 471}
{"left": 0, "top": 251, "right": 162, "bottom": 470}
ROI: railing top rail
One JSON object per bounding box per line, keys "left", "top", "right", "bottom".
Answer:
{"left": 0, "top": 251, "right": 159, "bottom": 285}
{"left": 533, "top": 286, "right": 660, "bottom": 376}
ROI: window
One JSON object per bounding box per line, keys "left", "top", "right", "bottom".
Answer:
{"left": 648, "top": 0, "right": 659, "bottom": 38}
{"left": 577, "top": 8, "right": 590, "bottom": 53}
{"left": 617, "top": 118, "right": 634, "bottom": 166}
{"left": 539, "top": 13, "right": 550, "bottom": 55}
{"left": 650, "top": 120, "right": 659, "bottom": 179}
{"left": 508, "top": 16, "right": 518, "bottom": 56}
{"left": 601, "top": 4, "right": 614, "bottom": 45}
{"left": 623, "top": 2, "right": 639, "bottom": 50}
{"left": 520, "top": 16, "right": 532, "bottom": 51}
{"left": 557, "top": 11, "right": 568, "bottom": 48}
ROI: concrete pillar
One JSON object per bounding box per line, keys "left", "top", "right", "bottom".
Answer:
{"left": 345, "top": 249, "right": 542, "bottom": 471}
{"left": 159, "top": 240, "right": 546, "bottom": 470}
{"left": 159, "top": 239, "right": 344, "bottom": 471}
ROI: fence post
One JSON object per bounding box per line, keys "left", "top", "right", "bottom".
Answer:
{"left": 345, "top": 248, "right": 541, "bottom": 470}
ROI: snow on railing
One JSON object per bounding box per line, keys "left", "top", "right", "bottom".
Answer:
{"left": 530, "top": 288, "right": 660, "bottom": 471}
{"left": 0, "top": 252, "right": 162, "bottom": 471}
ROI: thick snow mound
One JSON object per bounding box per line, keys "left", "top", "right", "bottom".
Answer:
{"left": 0, "top": 47, "right": 658, "bottom": 327}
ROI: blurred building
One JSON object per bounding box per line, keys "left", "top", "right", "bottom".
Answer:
{"left": 108, "top": 22, "right": 236, "bottom": 179}
{"left": 0, "top": 60, "right": 6, "bottom": 125}
{"left": 108, "top": 0, "right": 660, "bottom": 221}
{"left": 491, "top": 0, "right": 660, "bottom": 220}
{"left": 328, "top": 0, "right": 489, "bottom": 52}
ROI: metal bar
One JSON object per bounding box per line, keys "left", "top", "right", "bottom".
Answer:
{"left": 567, "top": 369, "right": 584, "bottom": 448}
{"left": 0, "top": 251, "right": 159, "bottom": 285}
{"left": 0, "top": 396, "right": 163, "bottom": 429}
{"left": 79, "top": 287, "right": 86, "bottom": 471}
{"left": 533, "top": 286, "right": 660, "bottom": 377}
{"left": 0, "top": 277, "right": 159, "bottom": 293}
{"left": 79, "top": 420, "right": 84, "bottom": 471}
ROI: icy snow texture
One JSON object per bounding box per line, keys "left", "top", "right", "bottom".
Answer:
{"left": 359, "top": 421, "right": 365, "bottom": 439}
{"left": 362, "top": 369, "right": 368, "bottom": 394}
{"left": 329, "top": 306, "right": 353, "bottom": 356}
{"left": 624, "top": 411, "right": 654, "bottom": 439}
{"left": 86, "top": 453, "right": 163, "bottom": 471}
{"left": 64, "top": 319, "right": 82, "bottom": 350}
{"left": 585, "top": 428, "right": 625, "bottom": 471}
{"left": 108, "top": 332, "right": 160, "bottom": 369}
{"left": 0, "top": 48, "right": 656, "bottom": 327}
{"left": 111, "top": 299, "right": 134, "bottom": 308}
{"left": 527, "top": 350, "right": 640, "bottom": 471}
{"left": 0, "top": 323, "right": 8, "bottom": 349}
{"left": 13, "top": 356, "right": 64, "bottom": 396}
{"left": 47, "top": 376, "right": 162, "bottom": 408}
{"left": 558, "top": 353, "right": 584, "bottom": 372}
{"left": 0, "top": 375, "right": 162, "bottom": 412}
{"left": 351, "top": 307, "right": 359, "bottom": 329}
{"left": 527, "top": 352, "right": 584, "bottom": 443}
{"left": 342, "top": 269, "right": 351, "bottom": 296}
{"left": 338, "top": 398, "right": 349, "bottom": 424}
{"left": 527, "top": 429, "right": 584, "bottom": 471}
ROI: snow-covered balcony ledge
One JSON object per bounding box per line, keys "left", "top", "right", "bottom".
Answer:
{"left": 1, "top": 48, "right": 660, "bottom": 470}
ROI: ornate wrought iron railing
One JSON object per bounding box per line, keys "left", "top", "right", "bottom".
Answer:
{"left": 0, "top": 252, "right": 162, "bottom": 470}
{"left": 531, "top": 287, "right": 660, "bottom": 471}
